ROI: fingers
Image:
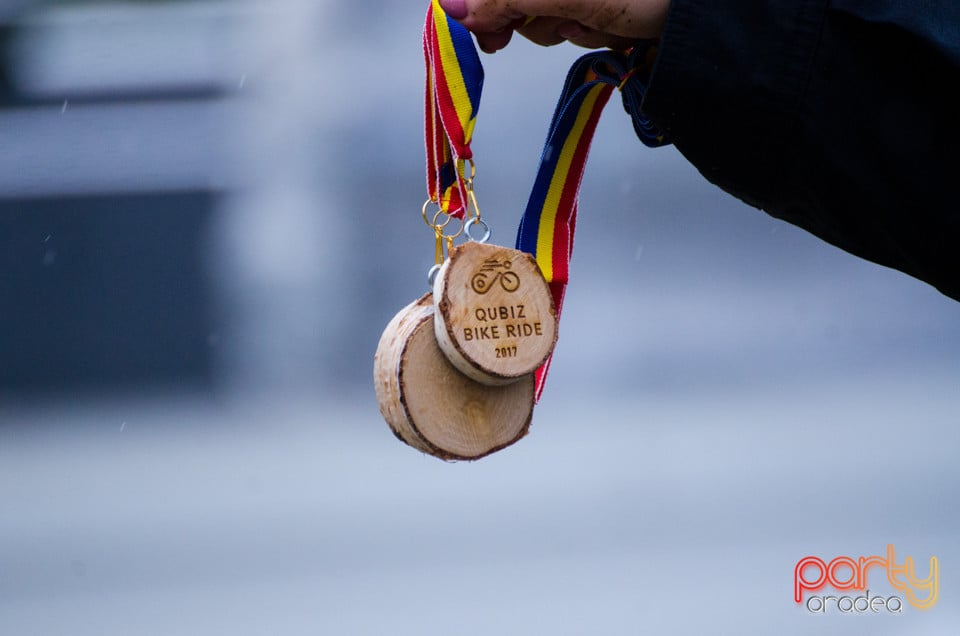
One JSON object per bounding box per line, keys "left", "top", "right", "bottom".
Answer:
{"left": 475, "top": 17, "right": 641, "bottom": 54}
{"left": 523, "top": 18, "right": 640, "bottom": 50}
{"left": 563, "top": 31, "right": 641, "bottom": 51}
{"left": 475, "top": 29, "right": 515, "bottom": 54}
{"left": 439, "top": 0, "right": 668, "bottom": 40}
{"left": 519, "top": 17, "right": 574, "bottom": 47}
{"left": 438, "top": 0, "right": 524, "bottom": 33}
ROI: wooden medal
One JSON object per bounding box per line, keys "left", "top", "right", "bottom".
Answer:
{"left": 373, "top": 293, "right": 535, "bottom": 460}
{"left": 433, "top": 241, "right": 558, "bottom": 386}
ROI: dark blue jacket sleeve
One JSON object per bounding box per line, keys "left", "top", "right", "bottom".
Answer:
{"left": 639, "top": 0, "right": 960, "bottom": 301}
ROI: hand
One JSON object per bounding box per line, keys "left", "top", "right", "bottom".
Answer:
{"left": 438, "top": 0, "right": 670, "bottom": 53}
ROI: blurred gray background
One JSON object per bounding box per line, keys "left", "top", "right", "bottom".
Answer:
{"left": 1, "top": 1, "right": 958, "bottom": 634}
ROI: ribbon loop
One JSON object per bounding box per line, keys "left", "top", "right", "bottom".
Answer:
{"left": 424, "top": 0, "right": 484, "bottom": 218}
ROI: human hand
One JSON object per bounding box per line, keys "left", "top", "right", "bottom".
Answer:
{"left": 438, "top": 0, "right": 670, "bottom": 53}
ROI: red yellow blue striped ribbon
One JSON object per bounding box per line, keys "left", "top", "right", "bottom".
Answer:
{"left": 423, "top": 0, "right": 484, "bottom": 218}
{"left": 421, "top": 0, "right": 664, "bottom": 399}
{"left": 516, "top": 47, "right": 664, "bottom": 400}
{"left": 516, "top": 65, "right": 612, "bottom": 399}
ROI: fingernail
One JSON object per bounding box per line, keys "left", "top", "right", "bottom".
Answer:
{"left": 556, "top": 21, "right": 586, "bottom": 40}
{"left": 439, "top": 0, "right": 468, "bottom": 20}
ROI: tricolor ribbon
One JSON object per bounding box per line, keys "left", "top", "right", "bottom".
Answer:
{"left": 516, "top": 45, "right": 665, "bottom": 400}
{"left": 424, "top": 0, "right": 484, "bottom": 218}
{"left": 424, "top": 2, "right": 665, "bottom": 399}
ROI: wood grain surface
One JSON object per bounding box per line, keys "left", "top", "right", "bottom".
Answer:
{"left": 374, "top": 293, "right": 535, "bottom": 460}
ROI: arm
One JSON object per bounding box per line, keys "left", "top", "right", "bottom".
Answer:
{"left": 643, "top": 0, "right": 960, "bottom": 300}
{"left": 441, "top": 0, "right": 960, "bottom": 301}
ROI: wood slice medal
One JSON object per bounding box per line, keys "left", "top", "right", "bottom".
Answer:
{"left": 433, "top": 241, "right": 557, "bottom": 386}
{"left": 373, "top": 293, "right": 535, "bottom": 460}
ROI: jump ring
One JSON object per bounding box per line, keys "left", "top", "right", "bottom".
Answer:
{"left": 427, "top": 264, "right": 442, "bottom": 288}
{"left": 422, "top": 199, "right": 453, "bottom": 230}
{"left": 465, "top": 217, "right": 491, "bottom": 244}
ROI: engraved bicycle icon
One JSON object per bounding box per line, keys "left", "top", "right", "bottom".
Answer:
{"left": 471, "top": 258, "right": 521, "bottom": 294}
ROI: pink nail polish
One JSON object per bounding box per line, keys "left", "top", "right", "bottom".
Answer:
{"left": 439, "top": 0, "right": 468, "bottom": 20}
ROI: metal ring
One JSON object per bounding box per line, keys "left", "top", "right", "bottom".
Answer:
{"left": 445, "top": 214, "right": 466, "bottom": 240}
{"left": 427, "top": 264, "right": 442, "bottom": 288}
{"left": 421, "top": 200, "right": 468, "bottom": 240}
{"left": 422, "top": 199, "right": 453, "bottom": 230}
{"left": 465, "top": 217, "right": 491, "bottom": 244}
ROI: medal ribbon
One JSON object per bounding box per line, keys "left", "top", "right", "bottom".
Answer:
{"left": 516, "top": 45, "right": 665, "bottom": 400}
{"left": 423, "top": 1, "right": 664, "bottom": 400}
{"left": 423, "top": 0, "right": 484, "bottom": 218}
